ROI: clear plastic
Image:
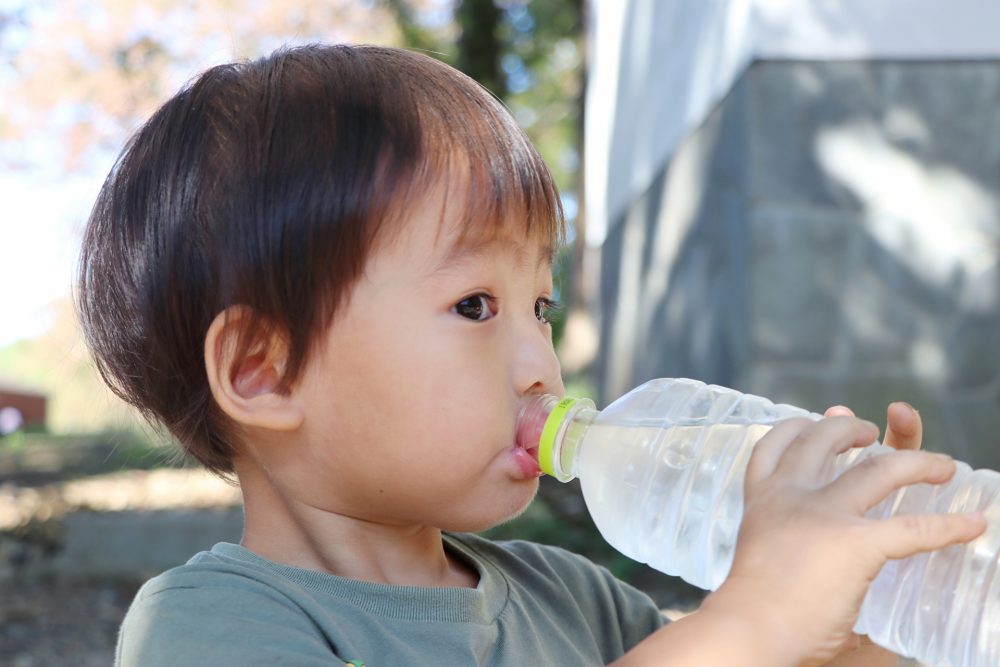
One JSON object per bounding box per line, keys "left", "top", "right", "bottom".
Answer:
{"left": 518, "top": 378, "right": 1000, "bottom": 667}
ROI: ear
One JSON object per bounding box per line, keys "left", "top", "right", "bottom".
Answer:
{"left": 204, "top": 306, "right": 304, "bottom": 432}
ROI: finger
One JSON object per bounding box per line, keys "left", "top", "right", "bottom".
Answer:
{"left": 774, "top": 416, "right": 880, "bottom": 481}
{"left": 874, "top": 511, "right": 987, "bottom": 561}
{"left": 883, "top": 402, "right": 922, "bottom": 451}
{"left": 824, "top": 405, "right": 854, "bottom": 418}
{"left": 823, "top": 449, "right": 958, "bottom": 514}
{"left": 745, "top": 418, "right": 817, "bottom": 483}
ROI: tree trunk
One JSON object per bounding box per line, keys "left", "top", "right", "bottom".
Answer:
{"left": 455, "top": 0, "right": 506, "bottom": 98}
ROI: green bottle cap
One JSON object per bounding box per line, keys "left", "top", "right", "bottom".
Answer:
{"left": 538, "top": 397, "right": 583, "bottom": 477}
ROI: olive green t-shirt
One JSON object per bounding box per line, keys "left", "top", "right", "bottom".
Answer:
{"left": 115, "top": 532, "right": 666, "bottom": 666}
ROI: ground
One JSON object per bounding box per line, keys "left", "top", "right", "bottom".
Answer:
{"left": 0, "top": 437, "right": 241, "bottom": 667}
{"left": 1, "top": 578, "right": 139, "bottom": 667}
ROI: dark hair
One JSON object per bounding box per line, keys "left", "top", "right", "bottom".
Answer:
{"left": 76, "top": 44, "right": 564, "bottom": 475}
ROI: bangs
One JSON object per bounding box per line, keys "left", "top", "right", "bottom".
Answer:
{"left": 372, "top": 48, "right": 565, "bottom": 252}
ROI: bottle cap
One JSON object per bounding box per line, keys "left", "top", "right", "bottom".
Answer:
{"left": 538, "top": 397, "right": 584, "bottom": 477}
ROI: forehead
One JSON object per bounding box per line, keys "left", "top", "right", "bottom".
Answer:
{"left": 378, "top": 171, "right": 558, "bottom": 273}
{"left": 435, "top": 234, "right": 557, "bottom": 275}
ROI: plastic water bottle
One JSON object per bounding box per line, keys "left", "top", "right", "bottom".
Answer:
{"left": 515, "top": 377, "right": 1000, "bottom": 667}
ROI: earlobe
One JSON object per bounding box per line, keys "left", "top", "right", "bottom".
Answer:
{"left": 204, "top": 307, "right": 305, "bottom": 432}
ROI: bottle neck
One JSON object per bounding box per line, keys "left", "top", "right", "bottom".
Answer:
{"left": 518, "top": 395, "right": 598, "bottom": 482}
{"left": 548, "top": 402, "right": 598, "bottom": 482}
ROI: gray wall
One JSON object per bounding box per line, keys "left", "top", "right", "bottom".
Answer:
{"left": 597, "top": 60, "right": 1000, "bottom": 468}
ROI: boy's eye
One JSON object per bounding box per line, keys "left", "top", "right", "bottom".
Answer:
{"left": 535, "top": 297, "right": 562, "bottom": 325}
{"left": 453, "top": 294, "right": 497, "bottom": 321}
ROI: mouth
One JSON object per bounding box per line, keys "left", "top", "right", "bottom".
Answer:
{"left": 510, "top": 440, "right": 543, "bottom": 478}
{"left": 517, "top": 439, "right": 539, "bottom": 461}
{"left": 512, "top": 419, "right": 539, "bottom": 477}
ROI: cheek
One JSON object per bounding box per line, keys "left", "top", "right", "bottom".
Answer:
{"left": 377, "top": 321, "right": 503, "bottom": 393}
{"left": 314, "top": 309, "right": 508, "bottom": 445}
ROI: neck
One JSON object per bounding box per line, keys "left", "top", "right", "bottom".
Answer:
{"left": 233, "top": 459, "right": 479, "bottom": 589}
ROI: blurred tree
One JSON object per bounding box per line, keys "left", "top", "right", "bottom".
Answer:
{"left": 0, "top": 0, "right": 403, "bottom": 172}
{"left": 381, "top": 0, "right": 447, "bottom": 55}
{"left": 1, "top": 0, "right": 584, "bottom": 238}
{"left": 380, "top": 1, "right": 585, "bottom": 192}
{"left": 455, "top": 0, "right": 505, "bottom": 98}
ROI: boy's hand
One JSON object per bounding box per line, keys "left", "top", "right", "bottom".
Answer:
{"left": 826, "top": 401, "right": 922, "bottom": 452}
{"left": 818, "top": 402, "right": 921, "bottom": 666}
{"left": 699, "top": 408, "right": 986, "bottom": 667}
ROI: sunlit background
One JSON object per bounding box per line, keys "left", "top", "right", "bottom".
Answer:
{"left": 2, "top": 1, "right": 999, "bottom": 665}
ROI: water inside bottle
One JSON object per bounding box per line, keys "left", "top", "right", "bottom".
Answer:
{"left": 575, "top": 420, "right": 773, "bottom": 589}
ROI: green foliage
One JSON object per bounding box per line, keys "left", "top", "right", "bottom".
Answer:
{"left": 381, "top": 0, "right": 442, "bottom": 54}
{"left": 0, "top": 428, "right": 186, "bottom": 485}
{"left": 496, "top": 0, "right": 583, "bottom": 192}
{"left": 455, "top": 0, "right": 505, "bottom": 98}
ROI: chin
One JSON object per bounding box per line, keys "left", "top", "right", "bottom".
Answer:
{"left": 441, "top": 482, "right": 540, "bottom": 533}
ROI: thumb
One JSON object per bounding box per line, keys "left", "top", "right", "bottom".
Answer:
{"left": 883, "top": 402, "right": 922, "bottom": 451}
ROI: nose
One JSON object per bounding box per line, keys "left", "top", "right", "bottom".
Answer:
{"left": 511, "top": 319, "right": 564, "bottom": 399}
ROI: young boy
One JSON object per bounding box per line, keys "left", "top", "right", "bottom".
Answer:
{"left": 77, "top": 44, "right": 984, "bottom": 666}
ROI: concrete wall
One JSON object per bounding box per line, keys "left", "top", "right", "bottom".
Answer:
{"left": 0, "top": 509, "right": 243, "bottom": 582}
{"left": 597, "top": 60, "right": 1000, "bottom": 468}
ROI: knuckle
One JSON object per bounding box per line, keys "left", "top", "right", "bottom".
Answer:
{"left": 854, "top": 455, "right": 883, "bottom": 475}
{"left": 861, "top": 449, "right": 918, "bottom": 478}
{"left": 899, "top": 514, "right": 937, "bottom": 542}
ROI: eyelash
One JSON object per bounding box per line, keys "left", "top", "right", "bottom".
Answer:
{"left": 452, "top": 294, "right": 562, "bottom": 325}
{"left": 535, "top": 297, "right": 562, "bottom": 325}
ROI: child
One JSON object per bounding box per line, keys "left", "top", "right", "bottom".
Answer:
{"left": 77, "top": 44, "right": 985, "bottom": 666}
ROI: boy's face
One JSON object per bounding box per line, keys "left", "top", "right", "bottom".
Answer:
{"left": 278, "top": 184, "right": 565, "bottom": 532}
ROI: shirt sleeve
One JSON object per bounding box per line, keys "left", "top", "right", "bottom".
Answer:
{"left": 115, "top": 569, "right": 341, "bottom": 667}
{"left": 592, "top": 561, "right": 670, "bottom": 653}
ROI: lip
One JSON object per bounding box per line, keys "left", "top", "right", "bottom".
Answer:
{"left": 510, "top": 442, "right": 543, "bottom": 479}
